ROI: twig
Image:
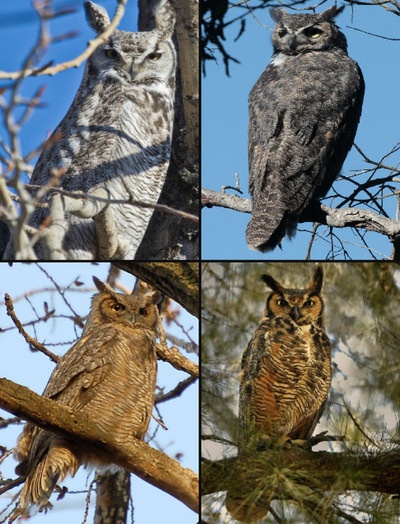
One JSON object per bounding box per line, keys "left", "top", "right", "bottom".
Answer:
{"left": 156, "top": 344, "right": 199, "bottom": 377}
{"left": 0, "top": 0, "right": 128, "bottom": 80}
{"left": 155, "top": 375, "right": 197, "bottom": 404}
{"left": 4, "top": 293, "right": 59, "bottom": 363}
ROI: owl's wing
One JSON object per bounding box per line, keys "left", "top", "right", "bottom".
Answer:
{"left": 247, "top": 54, "right": 365, "bottom": 252}
{"left": 238, "top": 320, "right": 273, "bottom": 436}
{"left": 42, "top": 327, "right": 120, "bottom": 406}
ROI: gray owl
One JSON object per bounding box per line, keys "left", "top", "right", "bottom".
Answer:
{"left": 246, "top": 6, "right": 364, "bottom": 252}
{"left": 11, "top": 277, "right": 159, "bottom": 520}
{"left": 6, "top": 0, "right": 176, "bottom": 260}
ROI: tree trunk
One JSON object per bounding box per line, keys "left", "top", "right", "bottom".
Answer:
{"left": 137, "top": 0, "right": 199, "bottom": 260}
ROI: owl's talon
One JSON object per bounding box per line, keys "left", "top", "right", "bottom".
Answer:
{"left": 256, "top": 434, "right": 273, "bottom": 450}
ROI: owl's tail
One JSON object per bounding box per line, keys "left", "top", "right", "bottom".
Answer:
{"left": 10, "top": 440, "right": 79, "bottom": 521}
{"left": 246, "top": 206, "right": 297, "bottom": 252}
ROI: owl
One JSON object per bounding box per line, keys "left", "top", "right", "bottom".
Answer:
{"left": 246, "top": 6, "right": 365, "bottom": 252}
{"left": 11, "top": 277, "right": 160, "bottom": 520}
{"left": 5, "top": 0, "right": 176, "bottom": 260}
{"left": 226, "top": 267, "right": 332, "bottom": 522}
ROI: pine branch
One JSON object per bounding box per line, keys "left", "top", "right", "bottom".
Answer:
{"left": 202, "top": 447, "right": 400, "bottom": 498}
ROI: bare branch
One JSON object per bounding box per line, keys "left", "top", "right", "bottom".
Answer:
{"left": 156, "top": 344, "right": 199, "bottom": 377}
{"left": 4, "top": 293, "right": 59, "bottom": 363}
{"left": 0, "top": 0, "right": 128, "bottom": 80}
{"left": 201, "top": 187, "right": 400, "bottom": 259}
{"left": 0, "top": 377, "right": 199, "bottom": 513}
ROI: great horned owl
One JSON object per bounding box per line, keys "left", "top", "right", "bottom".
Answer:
{"left": 226, "top": 267, "right": 332, "bottom": 522}
{"left": 6, "top": 0, "right": 176, "bottom": 260}
{"left": 11, "top": 277, "right": 160, "bottom": 520}
{"left": 246, "top": 6, "right": 365, "bottom": 252}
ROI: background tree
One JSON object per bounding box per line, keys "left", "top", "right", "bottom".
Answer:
{"left": 0, "top": 0, "right": 199, "bottom": 260}
{"left": 0, "top": 262, "right": 198, "bottom": 524}
{"left": 202, "top": 262, "right": 400, "bottom": 522}
{"left": 201, "top": 0, "right": 400, "bottom": 260}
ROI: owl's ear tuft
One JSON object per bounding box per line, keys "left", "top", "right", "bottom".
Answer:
{"left": 260, "top": 274, "right": 285, "bottom": 294}
{"left": 310, "top": 266, "right": 324, "bottom": 295}
{"left": 150, "top": 0, "right": 175, "bottom": 40}
{"left": 319, "top": 5, "right": 345, "bottom": 22}
{"left": 85, "top": 1, "right": 110, "bottom": 34}
{"left": 270, "top": 7, "right": 285, "bottom": 23}
{"left": 92, "top": 276, "right": 115, "bottom": 295}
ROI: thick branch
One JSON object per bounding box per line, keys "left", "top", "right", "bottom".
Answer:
{"left": 0, "top": 378, "right": 198, "bottom": 513}
{"left": 156, "top": 344, "right": 198, "bottom": 377}
{"left": 202, "top": 448, "right": 400, "bottom": 498}
{"left": 318, "top": 204, "right": 400, "bottom": 238}
{"left": 201, "top": 187, "right": 400, "bottom": 248}
{"left": 114, "top": 262, "right": 199, "bottom": 318}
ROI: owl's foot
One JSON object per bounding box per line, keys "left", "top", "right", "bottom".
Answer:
{"left": 287, "top": 438, "right": 312, "bottom": 450}
{"left": 256, "top": 434, "right": 273, "bottom": 451}
{"left": 256, "top": 435, "right": 311, "bottom": 451}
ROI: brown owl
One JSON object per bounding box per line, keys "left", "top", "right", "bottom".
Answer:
{"left": 226, "top": 267, "right": 332, "bottom": 522}
{"left": 11, "top": 277, "right": 160, "bottom": 520}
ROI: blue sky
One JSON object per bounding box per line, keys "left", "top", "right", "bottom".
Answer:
{"left": 0, "top": 0, "right": 139, "bottom": 185}
{"left": 202, "top": 2, "right": 400, "bottom": 260}
{"left": 0, "top": 263, "right": 198, "bottom": 524}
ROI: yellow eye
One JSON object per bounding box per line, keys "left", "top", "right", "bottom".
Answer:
{"left": 277, "top": 298, "right": 288, "bottom": 307}
{"left": 112, "top": 303, "right": 125, "bottom": 312}
{"left": 305, "top": 27, "right": 322, "bottom": 39}
{"left": 304, "top": 299, "right": 315, "bottom": 307}
{"left": 147, "top": 52, "right": 162, "bottom": 61}
{"left": 104, "top": 48, "right": 120, "bottom": 59}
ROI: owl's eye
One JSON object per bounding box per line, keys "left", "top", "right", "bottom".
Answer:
{"left": 147, "top": 52, "right": 162, "bottom": 61}
{"left": 104, "top": 48, "right": 120, "bottom": 60}
{"left": 305, "top": 26, "right": 322, "bottom": 39}
{"left": 112, "top": 303, "right": 126, "bottom": 312}
{"left": 277, "top": 27, "right": 288, "bottom": 38}
{"left": 303, "top": 299, "right": 315, "bottom": 307}
{"left": 276, "top": 298, "right": 288, "bottom": 307}
{"left": 138, "top": 307, "right": 148, "bottom": 316}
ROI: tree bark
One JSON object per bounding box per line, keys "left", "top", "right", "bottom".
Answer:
{"left": 94, "top": 470, "right": 131, "bottom": 524}
{"left": 114, "top": 261, "right": 199, "bottom": 317}
{"left": 0, "top": 378, "right": 199, "bottom": 513}
{"left": 202, "top": 447, "right": 400, "bottom": 499}
{"left": 202, "top": 187, "right": 400, "bottom": 258}
{"left": 137, "top": 0, "right": 199, "bottom": 260}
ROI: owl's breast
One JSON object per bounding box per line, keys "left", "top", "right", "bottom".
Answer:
{"left": 241, "top": 316, "right": 331, "bottom": 438}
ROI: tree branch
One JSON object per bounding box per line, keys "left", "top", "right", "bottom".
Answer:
{"left": 201, "top": 187, "right": 251, "bottom": 213}
{"left": 114, "top": 262, "right": 199, "bottom": 318}
{"left": 156, "top": 344, "right": 198, "bottom": 377}
{"left": 201, "top": 187, "right": 400, "bottom": 256}
{"left": 202, "top": 447, "right": 400, "bottom": 498}
{"left": 0, "top": 0, "right": 128, "bottom": 80}
{"left": 0, "top": 378, "right": 199, "bottom": 513}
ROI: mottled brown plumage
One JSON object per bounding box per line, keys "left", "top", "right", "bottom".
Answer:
{"left": 226, "top": 267, "right": 332, "bottom": 522}
{"left": 11, "top": 277, "right": 159, "bottom": 520}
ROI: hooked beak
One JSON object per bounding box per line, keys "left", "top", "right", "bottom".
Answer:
{"left": 287, "top": 35, "right": 297, "bottom": 52}
{"left": 290, "top": 305, "right": 301, "bottom": 322}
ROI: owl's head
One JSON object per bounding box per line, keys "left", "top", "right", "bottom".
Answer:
{"left": 83, "top": 1, "right": 176, "bottom": 85}
{"left": 85, "top": 277, "right": 161, "bottom": 331}
{"left": 261, "top": 267, "right": 324, "bottom": 326}
{"left": 270, "top": 6, "right": 347, "bottom": 56}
